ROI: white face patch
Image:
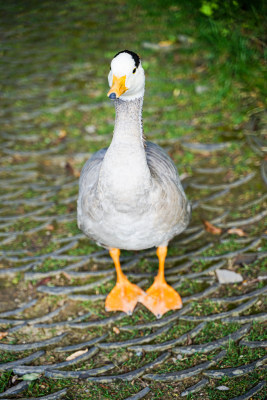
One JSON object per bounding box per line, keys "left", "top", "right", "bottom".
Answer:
{"left": 111, "top": 53, "right": 135, "bottom": 78}
{"left": 108, "top": 52, "right": 145, "bottom": 101}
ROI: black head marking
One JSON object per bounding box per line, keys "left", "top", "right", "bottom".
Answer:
{"left": 113, "top": 50, "right": 140, "bottom": 68}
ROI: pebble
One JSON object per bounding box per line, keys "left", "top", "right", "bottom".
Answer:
{"left": 216, "top": 385, "right": 230, "bottom": 391}
{"left": 216, "top": 269, "right": 243, "bottom": 284}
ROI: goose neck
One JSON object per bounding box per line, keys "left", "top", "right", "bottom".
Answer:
{"left": 112, "top": 97, "right": 144, "bottom": 146}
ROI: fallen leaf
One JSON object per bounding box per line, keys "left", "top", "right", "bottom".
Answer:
{"left": 202, "top": 220, "right": 222, "bottom": 235}
{"left": 12, "top": 154, "right": 24, "bottom": 163}
{"left": 0, "top": 332, "right": 8, "bottom": 340}
{"left": 195, "top": 65, "right": 207, "bottom": 73}
{"left": 46, "top": 224, "right": 54, "bottom": 231}
{"left": 186, "top": 334, "right": 192, "bottom": 345}
{"left": 42, "top": 159, "right": 52, "bottom": 166}
{"left": 173, "top": 88, "right": 181, "bottom": 97}
{"left": 66, "top": 348, "right": 88, "bottom": 361}
{"left": 65, "top": 161, "right": 75, "bottom": 175}
{"left": 113, "top": 326, "right": 120, "bottom": 335}
{"left": 65, "top": 161, "right": 80, "bottom": 177}
{"left": 62, "top": 271, "right": 72, "bottom": 281}
{"left": 22, "top": 373, "right": 41, "bottom": 381}
{"left": 57, "top": 129, "right": 67, "bottom": 141}
{"left": 216, "top": 269, "right": 243, "bottom": 284}
{"left": 100, "top": 384, "right": 109, "bottom": 389}
{"left": 243, "top": 278, "right": 260, "bottom": 286}
{"left": 35, "top": 277, "right": 52, "bottom": 287}
{"left": 158, "top": 40, "right": 173, "bottom": 47}
{"left": 227, "top": 228, "right": 247, "bottom": 237}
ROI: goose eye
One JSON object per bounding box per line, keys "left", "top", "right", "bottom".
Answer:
{"left": 133, "top": 68, "right": 136, "bottom": 74}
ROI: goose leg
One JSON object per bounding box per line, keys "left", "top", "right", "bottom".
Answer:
{"left": 105, "top": 248, "right": 145, "bottom": 315}
{"left": 140, "top": 246, "right": 182, "bottom": 318}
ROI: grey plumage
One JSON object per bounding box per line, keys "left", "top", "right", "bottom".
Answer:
{"left": 77, "top": 98, "right": 190, "bottom": 251}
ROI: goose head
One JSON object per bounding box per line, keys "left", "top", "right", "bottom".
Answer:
{"left": 107, "top": 50, "right": 145, "bottom": 101}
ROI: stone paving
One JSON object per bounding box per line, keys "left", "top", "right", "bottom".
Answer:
{"left": 0, "top": 1, "right": 266, "bottom": 399}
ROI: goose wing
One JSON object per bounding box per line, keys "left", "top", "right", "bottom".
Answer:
{"left": 145, "top": 141, "right": 191, "bottom": 235}
{"left": 145, "top": 141, "right": 183, "bottom": 188}
{"left": 77, "top": 148, "right": 107, "bottom": 229}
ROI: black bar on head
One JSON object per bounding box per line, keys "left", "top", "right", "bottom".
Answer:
{"left": 113, "top": 50, "right": 140, "bottom": 68}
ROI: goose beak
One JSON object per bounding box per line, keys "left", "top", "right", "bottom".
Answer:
{"left": 107, "top": 75, "right": 128, "bottom": 99}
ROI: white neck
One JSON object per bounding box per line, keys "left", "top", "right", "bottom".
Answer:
{"left": 112, "top": 97, "right": 144, "bottom": 145}
{"left": 98, "top": 97, "right": 151, "bottom": 202}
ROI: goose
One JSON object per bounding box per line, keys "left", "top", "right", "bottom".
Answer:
{"left": 77, "top": 50, "right": 191, "bottom": 318}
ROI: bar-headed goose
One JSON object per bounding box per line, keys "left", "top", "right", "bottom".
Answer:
{"left": 77, "top": 50, "right": 191, "bottom": 318}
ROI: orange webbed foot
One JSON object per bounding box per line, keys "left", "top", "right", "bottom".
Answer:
{"left": 105, "top": 276, "right": 145, "bottom": 315}
{"left": 140, "top": 278, "right": 182, "bottom": 318}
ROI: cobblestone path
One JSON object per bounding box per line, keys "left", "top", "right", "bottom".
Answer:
{"left": 0, "top": 1, "right": 266, "bottom": 399}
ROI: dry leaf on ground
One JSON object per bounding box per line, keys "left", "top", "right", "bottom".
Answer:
{"left": 203, "top": 220, "right": 222, "bottom": 235}
{"left": 54, "top": 129, "right": 67, "bottom": 145}
{"left": 0, "top": 332, "right": 8, "bottom": 340}
{"left": 113, "top": 326, "right": 120, "bottom": 334}
{"left": 62, "top": 271, "right": 72, "bottom": 281}
{"left": 227, "top": 228, "right": 247, "bottom": 236}
{"left": 65, "top": 161, "right": 80, "bottom": 177}
{"left": 46, "top": 224, "right": 54, "bottom": 231}
{"left": 58, "top": 129, "right": 67, "bottom": 139}
{"left": 158, "top": 40, "right": 174, "bottom": 47}
{"left": 186, "top": 334, "right": 192, "bottom": 345}
{"left": 35, "top": 277, "right": 52, "bottom": 287}
{"left": 66, "top": 348, "right": 88, "bottom": 361}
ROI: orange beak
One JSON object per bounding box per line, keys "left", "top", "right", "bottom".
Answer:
{"left": 107, "top": 75, "right": 128, "bottom": 99}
